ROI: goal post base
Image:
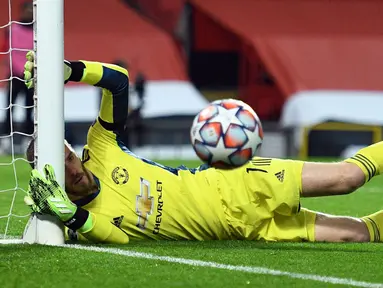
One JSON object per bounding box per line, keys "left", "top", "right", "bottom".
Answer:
{"left": 23, "top": 213, "right": 65, "bottom": 245}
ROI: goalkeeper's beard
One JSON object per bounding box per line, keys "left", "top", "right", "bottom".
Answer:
{"left": 66, "top": 162, "right": 97, "bottom": 200}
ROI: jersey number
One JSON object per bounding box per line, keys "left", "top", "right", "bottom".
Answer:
{"left": 136, "top": 178, "right": 154, "bottom": 230}
{"left": 246, "top": 158, "right": 272, "bottom": 173}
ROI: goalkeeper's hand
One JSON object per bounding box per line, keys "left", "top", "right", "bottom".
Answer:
{"left": 24, "top": 51, "right": 73, "bottom": 89}
{"left": 25, "top": 164, "right": 77, "bottom": 222}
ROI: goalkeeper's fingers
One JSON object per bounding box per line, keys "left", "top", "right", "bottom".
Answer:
{"left": 24, "top": 72, "right": 33, "bottom": 89}
{"left": 26, "top": 50, "right": 35, "bottom": 62}
{"left": 64, "top": 60, "right": 72, "bottom": 82}
{"left": 44, "top": 164, "right": 62, "bottom": 192}
{"left": 29, "top": 169, "right": 56, "bottom": 199}
{"left": 30, "top": 169, "right": 47, "bottom": 183}
{"left": 24, "top": 61, "right": 33, "bottom": 73}
{"left": 43, "top": 164, "right": 57, "bottom": 183}
{"left": 24, "top": 52, "right": 34, "bottom": 89}
{"left": 43, "top": 164, "right": 71, "bottom": 201}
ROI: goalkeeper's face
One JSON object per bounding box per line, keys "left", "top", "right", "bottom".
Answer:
{"left": 64, "top": 145, "right": 94, "bottom": 197}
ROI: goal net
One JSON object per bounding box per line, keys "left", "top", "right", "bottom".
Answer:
{"left": 0, "top": 0, "right": 35, "bottom": 242}
{"left": 0, "top": 0, "right": 65, "bottom": 244}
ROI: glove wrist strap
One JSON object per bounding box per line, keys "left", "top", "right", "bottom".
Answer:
{"left": 64, "top": 207, "right": 89, "bottom": 231}
{"left": 67, "top": 61, "right": 85, "bottom": 82}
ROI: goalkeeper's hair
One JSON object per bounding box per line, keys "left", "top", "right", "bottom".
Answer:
{"left": 26, "top": 138, "right": 73, "bottom": 169}
{"left": 26, "top": 138, "right": 35, "bottom": 168}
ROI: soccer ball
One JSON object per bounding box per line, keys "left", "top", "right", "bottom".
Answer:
{"left": 190, "top": 99, "right": 263, "bottom": 168}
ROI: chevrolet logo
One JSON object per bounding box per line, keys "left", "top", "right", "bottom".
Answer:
{"left": 136, "top": 178, "right": 154, "bottom": 230}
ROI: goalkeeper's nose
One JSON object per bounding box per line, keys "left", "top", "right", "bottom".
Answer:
{"left": 66, "top": 164, "right": 80, "bottom": 179}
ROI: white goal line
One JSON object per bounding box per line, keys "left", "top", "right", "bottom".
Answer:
{"left": 0, "top": 239, "right": 23, "bottom": 244}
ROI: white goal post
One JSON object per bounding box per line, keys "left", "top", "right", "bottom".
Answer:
{"left": 0, "top": 0, "right": 65, "bottom": 245}
{"left": 23, "top": 0, "right": 65, "bottom": 245}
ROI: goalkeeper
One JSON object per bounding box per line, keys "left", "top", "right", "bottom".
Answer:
{"left": 24, "top": 52, "right": 383, "bottom": 244}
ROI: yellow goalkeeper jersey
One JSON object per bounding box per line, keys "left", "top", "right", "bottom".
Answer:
{"left": 71, "top": 61, "right": 231, "bottom": 243}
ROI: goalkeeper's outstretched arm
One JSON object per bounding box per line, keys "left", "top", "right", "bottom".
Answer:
{"left": 67, "top": 61, "right": 130, "bottom": 131}
{"left": 24, "top": 52, "right": 129, "bottom": 131}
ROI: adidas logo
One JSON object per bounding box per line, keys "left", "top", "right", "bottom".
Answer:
{"left": 113, "top": 216, "right": 124, "bottom": 228}
{"left": 275, "top": 170, "right": 285, "bottom": 182}
{"left": 112, "top": 215, "right": 130, "bottom": 237}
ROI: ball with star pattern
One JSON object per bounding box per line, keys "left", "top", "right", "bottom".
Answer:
{"left": 190, "top": 99, "right": 263, "bottom": 168}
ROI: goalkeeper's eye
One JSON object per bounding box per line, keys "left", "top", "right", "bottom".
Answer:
{"left": 68, "top": 153, "right": 74, "bottom": 162}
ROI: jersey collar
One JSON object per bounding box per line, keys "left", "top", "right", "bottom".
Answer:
{"left": 73, "top": 174, "right": 101, "bottom": 207}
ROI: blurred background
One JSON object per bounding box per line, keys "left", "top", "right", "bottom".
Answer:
{"left": 1, "top": 0, "right": 383, "bottom": 161}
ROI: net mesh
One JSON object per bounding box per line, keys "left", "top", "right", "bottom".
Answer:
{"left": 0, "top": 0, "right": 34, "bottom": 239}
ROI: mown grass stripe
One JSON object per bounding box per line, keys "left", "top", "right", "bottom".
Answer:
{"left": 65, "top": 244, "right": 383, "bottom": 288}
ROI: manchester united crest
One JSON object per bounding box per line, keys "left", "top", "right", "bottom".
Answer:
{"left": 112, "top": 166, "right": 129, "bottom": 185}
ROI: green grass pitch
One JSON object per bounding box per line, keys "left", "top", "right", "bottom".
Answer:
{"left": 1, "top": 155, "right": 383, "bottom": 288}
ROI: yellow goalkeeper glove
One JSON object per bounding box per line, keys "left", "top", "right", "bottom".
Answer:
{"left": 25, "top": 164, "right": 94, "bottom": 233}
{"left": 24, "top": 51, "right": 73, "bottom": 89}
{"left": 26, "top": 164, "right": 77, "bottom": 222}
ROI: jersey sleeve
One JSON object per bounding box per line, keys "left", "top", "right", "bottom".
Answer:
{"left": 71, "top": 60, "right": 130, "bottom": 131}
{"left": 78, "top": 211, "right": 130, "bottom": 244}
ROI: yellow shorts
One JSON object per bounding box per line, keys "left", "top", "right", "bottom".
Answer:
{"left": 256, "top": 208, "right": 317, "bottom": 242}
{"left": 216, "top": 157, "right": 317, "bottom": 241}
